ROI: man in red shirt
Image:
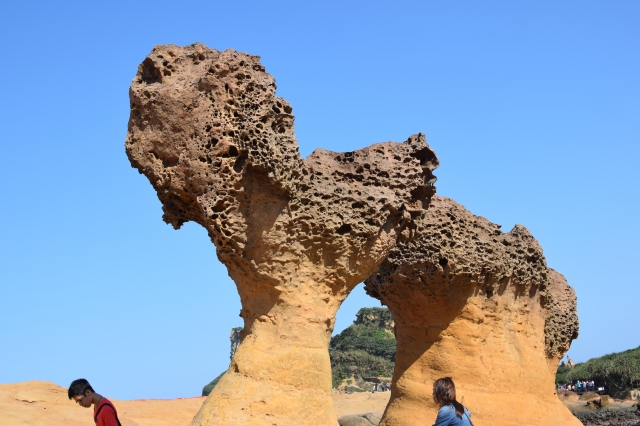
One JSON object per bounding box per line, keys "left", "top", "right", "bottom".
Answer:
{"left": 68, "top": 378, "right": 121, "bottom": 426}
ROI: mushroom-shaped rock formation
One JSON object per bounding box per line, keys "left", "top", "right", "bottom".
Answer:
{"left": 365, "top": 196, "right": 580, "bottom": 426}
{"left": 125, "top": 43, "right": 438, "bottom": 426}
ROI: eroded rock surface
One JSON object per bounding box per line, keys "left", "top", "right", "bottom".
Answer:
{"left": 365, "top": 196, "right": 580, "bottom": 426}
{"left": 125, "top": 43, "right": 438, "bottom": 426}
{"left": 545, "top": 269, "right": 580, "bottom": 364}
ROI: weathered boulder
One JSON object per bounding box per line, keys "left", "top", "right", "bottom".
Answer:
{"left": 365, "top": 195, "right": 581, "bottom": 426}
{"left": 125, "top": 43, "right": 438, "bottom": 426}
{"left": 338, "top": 411, "right": 383, "bottom": 426}
{"left": 586, "top": 395, "right": 610, "bottom": 411}
{"left": 579, "top": 391, "right": 601, "bottom": 402}
{"left": 558, "top": 390, "right": 580, "bottom": 402}
{"left": 625, "top": 389, "right": 640, "bottom": 401}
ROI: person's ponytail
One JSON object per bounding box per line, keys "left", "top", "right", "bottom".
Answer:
{"left": 450, "top": 399, "right": 466, "bottom": 419}
{"left": 432, "top": 377, "right": 468, "bottom": 420}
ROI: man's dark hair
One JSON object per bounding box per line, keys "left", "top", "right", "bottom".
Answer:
{"left": 68, "top": 378, "right": 94, "bottom": 399}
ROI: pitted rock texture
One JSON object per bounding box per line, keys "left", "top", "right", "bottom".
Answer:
{"left": 365, "top": 195, "right": 580, "bottom": 426}
{"left": 544, "top": 269, "right": 580, "bottom": 363}
{"left": 126, "top": 43, "right": 438, "bottom": 426}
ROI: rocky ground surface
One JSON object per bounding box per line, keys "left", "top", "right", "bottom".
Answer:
{"left": 3, "top": 381, "right": 638, "bottom": 425}
{"left": 559, "top": 391, "right": 640, "bottom": 426}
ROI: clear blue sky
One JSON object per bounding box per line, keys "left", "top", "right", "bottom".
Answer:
{"left": 1, "top": 0, "right": 638, "bottom": 400}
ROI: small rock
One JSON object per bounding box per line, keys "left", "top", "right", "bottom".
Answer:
{"left": 338, "top": 415, "right": 377, "bottom": 426}
{"left": 579, "top": 391, "right": 600, "bottom": 401}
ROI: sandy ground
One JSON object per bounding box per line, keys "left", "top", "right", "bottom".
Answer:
{"left": 0, "top": 381, "right": 391, "bottom": 426}
{"left": 333, "top": 391, "right": 390, "bottom": 418}
{"left": 10, "top": 381, "right": 635, "bottom": 425}
{"left": 0, "top": 381, "right": 205, "bottom": 426}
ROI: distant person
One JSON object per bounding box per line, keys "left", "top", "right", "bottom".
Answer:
{"left": 431, "top": 377, "right": 473, "bottom": 426}
{"left": 68, "top": 378, "right": 121, "bottom": 426}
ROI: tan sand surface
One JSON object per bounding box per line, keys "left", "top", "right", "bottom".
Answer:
{"left": 10, "top": 381, "right": 604, "bottom": 425}
{"left": 0, "top": 381, "right": 205, "bottom": 426}
{"left": 0, "top": 381, "right": 392, "bottom": 426}
{"left": 333, "top": 391, "right": 390, "bottom": 418}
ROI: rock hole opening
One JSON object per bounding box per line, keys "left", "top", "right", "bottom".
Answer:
{"left": 139, "top": 57, "right": 162, "bottom": 84}
{"left": 233, "top": 151, "right": 248, "bottom": 173}
{"left": 409, "top": 147, "right": 437, "bottom": 167}
{"left": 337, "top": 224, "right": 352, "bottom": 235}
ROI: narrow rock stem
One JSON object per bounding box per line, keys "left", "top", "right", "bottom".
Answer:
{"left": 192, "top": 288, "right": 341, "bottom": 426}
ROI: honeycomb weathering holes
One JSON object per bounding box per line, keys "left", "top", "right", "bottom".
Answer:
{"left": 126, "top": 43, "right": 439, "bottom": 426}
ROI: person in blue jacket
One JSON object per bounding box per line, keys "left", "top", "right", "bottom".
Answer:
{"left": 432, "top": 377, "right": 473, "bottom": 426}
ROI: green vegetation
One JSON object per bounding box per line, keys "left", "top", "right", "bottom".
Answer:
{"left": 330, "top": 326, "right": 396, "bottom": 360}
{"left": 555, "top": 364, "right": 571, "bottom": 386}
{"left": 558, "top": 346, "right": 640, "bottom": 395}
{"left": 353, "top": 307, "right": 394, "bottom": 327}
{"left": 330, "top": 307, "right": 396, "bottom": 388}
{"left": 202, "top": 308, "right": 397, "bottom": 393}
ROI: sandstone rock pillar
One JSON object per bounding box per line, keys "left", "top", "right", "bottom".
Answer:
{"left": 365, "top": 196, "right": 581, "bottom": 426}
{"left": 125, "top": 43, "right": 438, "bottom": 426}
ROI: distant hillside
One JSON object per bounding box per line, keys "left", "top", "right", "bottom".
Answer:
{"left": 557, "top": 346, "right": 640, "bottom": 397}
{"left": 330, "top": 307, "right": 396, "bottom": 388}
{"left": 203, "top": 308, "right": 397, "bottom": 394}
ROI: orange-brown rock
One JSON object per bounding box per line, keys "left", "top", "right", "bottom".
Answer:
{"left": 365, "top": 195, "right": 580, "bottom": 426}
{"left": 125, "top": 43, "right": 438, "bottom": 426}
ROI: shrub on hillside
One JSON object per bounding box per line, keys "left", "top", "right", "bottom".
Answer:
{"left": 329, "top": 307, "right": 397, "bottom": 388}
{"left": 330, "top": 350, "right": 394, "bottom": 387}
{"left": 564, "top": 346, "right": 640, "bottom": 395}
{"left": 330, "top": 326, "right": 396, "bottom": 361}
{"left": 556, "top": 365, "right": 572, "bottom": 385}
